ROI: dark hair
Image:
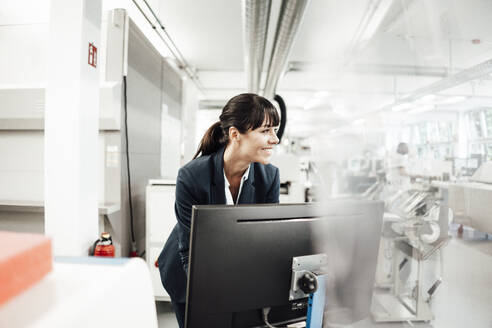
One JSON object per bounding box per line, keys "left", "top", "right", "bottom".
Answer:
{"left": 193, "top": 93, "right": 280, "bottom": 159}
{"left": 397, "top": 142, "right": 409, "bottom": 155}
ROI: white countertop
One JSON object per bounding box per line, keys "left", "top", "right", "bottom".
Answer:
{"left": 0, "top": 257, "right": 157, "bottom": 328}
{"left": 431, "top": 180, "right": 492, "bottom": 191}
{"left": 0, "top": 200, "right": 120, "bottom": 215}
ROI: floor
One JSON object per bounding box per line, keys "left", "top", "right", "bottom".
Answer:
{"left": 155, "top": 226, "right": 492, "bottom": 328}
{"left": 156, "top": 301, "right": 179, "bottom": 328}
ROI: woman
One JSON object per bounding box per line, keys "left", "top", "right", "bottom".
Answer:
{"left": 157, "top": 93, "right": 281, "bottom": 327}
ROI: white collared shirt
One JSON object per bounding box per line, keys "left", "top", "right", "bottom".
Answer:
{"left": 224, "top": 165, "right": 251, "bottom": 205}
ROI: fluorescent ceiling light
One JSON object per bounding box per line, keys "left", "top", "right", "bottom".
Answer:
{"left": 408, "top": 105, "right": 434, "bottom": 114}
{"left": 303, "top": 98, "right": 320, "bottom": 110}
{"left": 352, "top": 119, "right": 365, "bottom": 125}
{"left": 333, "top": 109, "right": 348, "bottom": 118}
{"left": 391, "top": 103, "right": 413, "bottom": 112}
{"left": 415, "top": 94, "right": 437, "bottom": 104}
{"left": 314, "top": 91, "right": 330, "bottom": 98}
{"left": 436, "top": 96, "right": 467, "bottom": 104}
{"left": 357, "top": 0, "right": 393, "bottom": 44}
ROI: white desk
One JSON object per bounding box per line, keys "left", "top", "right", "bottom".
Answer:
{"left": 432, "top": 181, "right": 492, "bottom": 233}
{"left": 0, "top": 257, "right": 158, "bottom": 328}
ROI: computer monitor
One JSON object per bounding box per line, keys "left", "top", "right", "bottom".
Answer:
{"left": 185, "top": 201, "right": 384, "bottom": 328}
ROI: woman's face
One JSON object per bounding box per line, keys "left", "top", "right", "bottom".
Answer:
{"left": 239, "top": 122, "right": 279, "bottom": 164}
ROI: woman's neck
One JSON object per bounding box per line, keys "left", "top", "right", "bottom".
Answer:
{"left": 223, "top": 144, "right": 250, "bottom": 179}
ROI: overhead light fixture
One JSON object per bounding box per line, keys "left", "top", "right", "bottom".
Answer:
{"left": 352, "top": 119, "right": 365, "bottom": 125}
{"left": 304, "top": 98, "right": 321, "bottom": 110}
{"left": 359, "top": 0, "right": 393, "bottom": 44}
{"left": 333, "top": 109, "right": 347, "bottom": 118}
{"left": 408, "top": 104, "right": 434, "bottom": 114}
{"left": 436, "top": 96, "right": 467, "bottom": 104}
{"left": 304, "top": 94, "right": 331, "bottom": 110}
{"left": 314, "top": 91, "right": 330, "bottom": 98}
{"left": 413, "top": 94, "right": 467, "bottom": 105}
{"left": 415, "top": 94, "right": 437, "bottom": 104}
{"left": 344, "top": 0, "right": 393, "bottom": 67}
{"left": 391, "top": 102, "right": 413, "bottom": 112}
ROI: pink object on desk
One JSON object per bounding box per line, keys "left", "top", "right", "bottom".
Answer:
{"left": 0, "top": 231, "right": 52, "bottom": 306}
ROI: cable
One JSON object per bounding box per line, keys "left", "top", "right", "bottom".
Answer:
{"left": 262, "top": 308, "right": 289, "bottom": 328}
{"left": 90, "top": 238, "right": 100, "bottom": 256}
{"left": 123, "top": 75, "right": 137, "bottom": 249}
{"left": 141, "top": 0, "right": 195, "bottom": 76}
{"left": 274, "top": 94, "right": 287, "bottom": 142}
{"left": 262, "top": 308, "right": 277, "bottom": 328}
{"left": 130, "top": 0, "right": 205, "bottom": 94}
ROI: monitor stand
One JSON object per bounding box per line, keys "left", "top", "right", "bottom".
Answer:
{"left": 306, "top": 274, "right": 326, "bottom": 328}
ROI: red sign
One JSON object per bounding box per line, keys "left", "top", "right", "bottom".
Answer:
{"left": 88, "top": 43, "right": 97, "bottom": 68}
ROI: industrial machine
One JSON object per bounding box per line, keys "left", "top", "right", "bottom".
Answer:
{"left": 372, "top": 189, "right": 451, "bottom": 323}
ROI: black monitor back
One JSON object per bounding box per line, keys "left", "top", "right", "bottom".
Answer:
{"left": 185, "top": 201, "right": 384, "bottom": 328}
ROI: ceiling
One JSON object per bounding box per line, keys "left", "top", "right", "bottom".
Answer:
{"left": 5, "top": 0, "right": 492, "bottom": 139}
{"left": 154, "top": 0, "right": 492, "bottom": 138}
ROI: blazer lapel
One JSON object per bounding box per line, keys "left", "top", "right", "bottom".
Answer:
{"left": 238, "top": 164, "right": 255, "bottom": 204}
{"left": 211, "top": 147, "right": 226, "bottom": 204}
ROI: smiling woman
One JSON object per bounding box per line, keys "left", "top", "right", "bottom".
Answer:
{"left": 157, "top": 93, "right": 281, "bottom": 328}
{"left": 193, "top": 93, "right": 280, "bottom": 159}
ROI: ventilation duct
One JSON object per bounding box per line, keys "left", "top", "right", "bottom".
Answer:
{"left": 386, "top": 57, "right": 492, "bottom": 111}
{"left": 242, "top": 0, "right": 272, "bottom": 93}
{"left": 263, "top": 0, "right": 310, "bottom": 99}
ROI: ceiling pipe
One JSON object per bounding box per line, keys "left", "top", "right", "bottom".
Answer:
{"left": 131, "top": 0, "right": 205, "bottom": 94}
{"left": 383, "top": 57, "right": 492, "bottom": 111}
{"left": 242, "top": 0, "right": 272, "bottom": 94}
{"left": 263, "top": 0, "right": 310, "bottom": 99}
{"left": 346, "top": 0, "right": 393, "bottom": 56}
{"left": 288, "top": 62, "right": 462, "bottom": 78}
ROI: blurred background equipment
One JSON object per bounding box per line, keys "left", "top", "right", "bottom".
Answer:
{"left": 372, "top": 188, "right": 451, "bottom": 322}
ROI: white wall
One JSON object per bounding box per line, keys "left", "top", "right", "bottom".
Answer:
{"left": 0, "top": 2, "right": 48, "bottom": 233}
{"left": 0, "top": 3, "right": 201, "bottom": 256}
{"left": 195, "top": 109, "right": 221, "bottom": 157}
{"left": 181, "top": 78, "right": 200, "bottom": 164}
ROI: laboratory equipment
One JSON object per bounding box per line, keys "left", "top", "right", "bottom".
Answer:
{"left": 145, "top": 179, "right": 176, "bottom": 301}
{"left": 373, "top": 189, "right": 451, "bottom": 323}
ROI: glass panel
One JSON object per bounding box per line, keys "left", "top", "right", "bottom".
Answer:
{"left": 446, "top": 146, "right": 452, "bottom": 158}
{"left": 438, "top": 122, "right": 451, "bottom": 142}
{"left": 484, "top": 108, "right": 492, "bottom": 138}
{"left": 412, "top": 125, "right": 421, "bottom": 145}
{"left": 486, "top": 144, "right": 492, "bottom": 161}
{"left": 469, "top": 143, "right": 485, "bottom": 156}
{"left": 428, "top": 122, "right": 440, "bottom": 143}
{"left": 431, "top": 146, "right": 439, "bottom": 159}
{"left": 418, "top": 123, "right": 428, "bottom": 143}
{"left": 401, "top": 127, "right": 411, "bottom": 143}
{"left": 421, "top": 146, "right": 430, "bottom": 159}
{"left": 468, "top": 111, "right": 483, "bottom": 139}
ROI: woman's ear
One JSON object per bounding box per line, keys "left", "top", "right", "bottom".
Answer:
{"left": 229, "top": 126, "right": 240, "bottom": 142}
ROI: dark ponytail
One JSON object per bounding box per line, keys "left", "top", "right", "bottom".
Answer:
{"left": 193, "top": 121, "right": 227, "bottom": 159}
{"left": 193, "top": 93, "right": 279, "bottom": 159}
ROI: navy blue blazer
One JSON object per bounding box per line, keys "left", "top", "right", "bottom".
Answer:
{"left": 157, "top": 146, "right": 280, "bottom": 303}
